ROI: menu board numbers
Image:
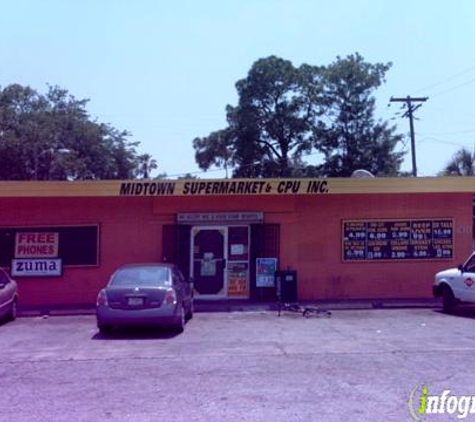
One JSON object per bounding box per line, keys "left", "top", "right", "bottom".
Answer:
{"left": 342, "top": 219, "right": 453, "bottom": 261}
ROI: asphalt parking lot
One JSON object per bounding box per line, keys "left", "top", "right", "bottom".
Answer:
{"left": 1, "top": 307, "right": 475, "bottom": 422}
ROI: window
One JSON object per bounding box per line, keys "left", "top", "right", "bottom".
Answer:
{"left": 466, "top": 257, "right": 475, "bottom": 273}
{"left": 0, "top": 226, "right": 99, "bottom": 267}
{"left": 111, "top": 266, "right": 171, "bottom": 287}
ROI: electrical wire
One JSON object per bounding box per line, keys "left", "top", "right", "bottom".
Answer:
{"left": 417, "top": 136, "right": 469, "bottom": 149}
{"left": 430, "top": 76, "right": 475, "bottom": 98}
{"left": 419, "top": 129, "right": 475, "bottom": 136}
{"left": 425, "top": 105, "right": 475, "bottom": 119}
{"left": 410, "top": 62, "right": 475, "bottom": 95}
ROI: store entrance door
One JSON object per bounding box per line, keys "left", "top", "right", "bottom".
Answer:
{"left": 191, "top": 227, "right": 227, "bottom": 298}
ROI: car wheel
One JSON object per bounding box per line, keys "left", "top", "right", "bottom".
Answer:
{"left": 442, "top": 285, "right": 455, "bottom": 313}
{"left": 8, "top": 299, "right": 17, "bottom": 321}
{"left": 172, "top": 304, "right": 186, "bottom": 333}
{"left": 185, "top": 300, "right": 194, "bottom": 321}
{"left": 98, "top": 324, "right": 112, "bottom": 335}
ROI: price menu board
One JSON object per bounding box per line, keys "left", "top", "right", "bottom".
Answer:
{"left": 343, "top": 219, "right": 453, "bottom": 261}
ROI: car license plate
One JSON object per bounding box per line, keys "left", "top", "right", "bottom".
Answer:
{"left": 127, "top": 297, "right": 144, "bottom": 306}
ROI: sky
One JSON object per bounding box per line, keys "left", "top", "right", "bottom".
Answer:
{"left": 0, "top": 0, "right": 474, "bottom": 178}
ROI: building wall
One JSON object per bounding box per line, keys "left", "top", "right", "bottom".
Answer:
{"left": 1, "top": 191, "right": 472, "bottom": 307}
{"left": 275, "top": 193, "right": 472, "bottom": 300}
{"left": 2, "top": 197, "right": 168, "bottom": 306}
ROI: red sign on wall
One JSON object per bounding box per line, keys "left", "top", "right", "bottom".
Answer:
{"left": 14, "top": 232, "right": 59, "bottom": 258}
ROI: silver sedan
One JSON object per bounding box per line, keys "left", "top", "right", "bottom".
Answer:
{"left": 0, "top": 267, "right": 18, "bottom": 322}
{"left": 96, "top": 263, "right": 194, "bottom": 334}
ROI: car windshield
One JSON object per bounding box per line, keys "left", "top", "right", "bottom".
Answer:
{"left": 110, "top": 266, "right": 171, "bottom": 287}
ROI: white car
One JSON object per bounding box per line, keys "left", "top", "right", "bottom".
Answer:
{"left": 434, "top": 252, "right": 475, "bottom": 312}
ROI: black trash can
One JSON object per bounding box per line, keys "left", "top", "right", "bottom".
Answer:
{"left": 275, "top": 270, "right": 297, "bottom": 302}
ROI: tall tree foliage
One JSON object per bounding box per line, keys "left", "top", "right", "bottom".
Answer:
{"left": 0, "top": 84, "right": 151, "bottom": 180}
{"left": 193, "top": 54, "right": 404, "bottom": 177}
{"left": 229, "top": 56, "right": 321, "bottom": 177}
{"left": 317, "top": 54, "right": 404, "bottom": 176}
{"left": 193, "top": 128, "right": 235, "bottom": 178}
{"left": 440, "top": 148, "right": 475, "bottom": 176}
{"left": 135, "top": 153, "right": 158, "bottom": 179}
{"left": 195, "top": 57, "right": 323, "bottom": 177}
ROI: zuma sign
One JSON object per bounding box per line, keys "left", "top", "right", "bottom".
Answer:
{"left": 13, "top": 232, "right": 61, "bottom": 277}
{"left": 11, "top": 259, "right": 62, "bottom": 277}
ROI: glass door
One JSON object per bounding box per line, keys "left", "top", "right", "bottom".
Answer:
{"left": 227, "top": 226, "right": 250, "bottom": 298}
{"left": 191, "top": 227, "right": 227, "bottom": 298}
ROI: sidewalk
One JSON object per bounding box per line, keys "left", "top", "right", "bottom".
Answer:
{"left": 198, "top": 298, "right": 441, "bottom": 312}
{"left": 17, "top": 298, "right": 441, "bottom": 317}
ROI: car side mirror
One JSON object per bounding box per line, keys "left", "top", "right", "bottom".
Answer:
{"left": 458, "top": 265, "right": 464, "bottom": 272}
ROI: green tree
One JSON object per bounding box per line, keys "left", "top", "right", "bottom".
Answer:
{"left": 230, "top": 56, "right": 322, "bottom": 177}
{"left": 193, "top": 128, "right": 235, "bottom": 178}
{"left": 192, "top": 54, "right": 404, "bottom": 178}
{"left": 316, "top": 53, "right": 404, "bottom": 176}
{"left": 194, "top": 56, "right": 323, "bottom": 177}
{"left": 0, "top": 84, "right": 149, "bottom": 180}
{"left": 440, "top": 148, "right": 474, "bottom": 176}
{"left": 135, "top": 153, "right": 158, "bottom": 179}
{"left": 177, "top": 173, "right": 199, "bottom": 179}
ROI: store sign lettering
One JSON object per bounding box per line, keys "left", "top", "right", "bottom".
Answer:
{"left": 183, "top": 181, "right": 268, "bottom": 195}
{"left": 11, "top": 259, "right": 62, "bottom": 277}
{"left": 15, "top": 232, "right": 59, "bottom": 258}
{"left": 119, "top": 179, "right": 330, "bottom": 197}
{"left": 177, "top": 212, "right": 263, "bottom": 225}
{"left": 120, "top": 182, "right": 175, "bottom": 196}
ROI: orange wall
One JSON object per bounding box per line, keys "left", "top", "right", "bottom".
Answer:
{"left": 1, "top": 192, "right": 472, "bottom": 306}
{"left": 275, "top": 193, "right": 472, "bottom": 300}
{"left": 1, "top": 197, "right": 171, "bottom": 306}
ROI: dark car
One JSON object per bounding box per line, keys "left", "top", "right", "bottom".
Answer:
{"left": 96, "top": 263, "right": 193, "bottom": 334}
{"left": 0, "top": 267, "right": 18, "bottom": 323}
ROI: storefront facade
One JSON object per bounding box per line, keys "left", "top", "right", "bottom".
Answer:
{"left": 0, "top": 177, "right": 473, "bottom": 307}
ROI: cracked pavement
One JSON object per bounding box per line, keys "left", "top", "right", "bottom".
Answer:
{"left": 1, "top": 308, "right": 475, "bottom": 421}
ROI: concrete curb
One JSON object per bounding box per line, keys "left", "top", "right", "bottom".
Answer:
{"left": 17, "top": 298, "right": 442, "bottom": 317}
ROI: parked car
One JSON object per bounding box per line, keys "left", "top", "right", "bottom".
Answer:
{"left": 434, "top": 252, "right": 475, "bottom": 312}
{"left": 0, "top": 267, "right": 18, "bottom": 322}
{"left": 96, "top": 263, "right": 193, "bottom": 334}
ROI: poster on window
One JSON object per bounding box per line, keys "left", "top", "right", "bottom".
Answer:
{"left": 256, "top": 258, "right": 278, "bottom": 287}
{"left": 228, "top": 262, "right": 249, "bottom": 297}
{"left": 15, "top": 232, "right": 59, "bottom": 258}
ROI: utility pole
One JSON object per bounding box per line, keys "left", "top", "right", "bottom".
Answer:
{"left": 390, "top": 96, "right": 428, "bottom": 177}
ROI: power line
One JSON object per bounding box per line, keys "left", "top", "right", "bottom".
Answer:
{"left": 430, "top": 76, "right": 475, "bottom": 98}
{"left": 418, "top": 136, "right": 468, "bottom": 149}
{"left": 411, "top": 62, "right": 475, "bottom": 94}
{"left": 389, "top": 96, "right": 428, "bottom": 177}
{"left": 419, "top": 129, "right": 475, "bottom": 136}
{"left": 425, "top": 105, "right": 475, "bottom": 119}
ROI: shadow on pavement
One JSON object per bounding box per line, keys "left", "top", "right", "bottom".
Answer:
{"left": 433, "top": 305, "right": 475, "bottom": 320}
{"left": 91, "top": 326, "right": 180, "bottom": 340}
